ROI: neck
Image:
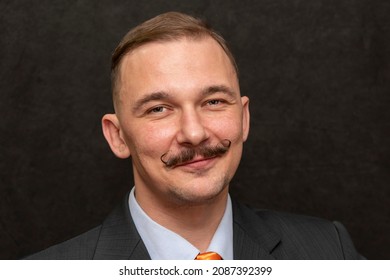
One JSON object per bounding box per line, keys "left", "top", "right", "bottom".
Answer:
{"left": 135, "top": 188, "right": 228, "bottom": 252}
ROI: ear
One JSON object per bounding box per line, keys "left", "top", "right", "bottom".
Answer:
{"left": 241, "top": 96, "right": 250, "bottom": 142}
{"left": 101, "top": 114, "right": 131, "bottom": 158}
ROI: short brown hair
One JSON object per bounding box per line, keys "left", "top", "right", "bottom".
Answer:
{"left": 111, "top": 11, "right": 238, "bottom": 99}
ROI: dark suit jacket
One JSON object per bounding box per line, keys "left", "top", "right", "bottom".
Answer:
{"left": 26, "top": 194, "right": 363, "bottom": 259}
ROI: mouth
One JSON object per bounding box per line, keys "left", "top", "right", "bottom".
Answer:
{"left": 160, "top": 139, "right": 231, "bottom": 168}
{"left": 174, "top": 156, "right": 218, "bottom": 169}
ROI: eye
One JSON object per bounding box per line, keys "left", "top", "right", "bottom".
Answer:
{"left": 145, "top": 105, "right": 173, "bottom": 117}
{"left": 149, "top": 106, "right": 165, "bottom": 113}
{"left": 207, "top": 99, "right": 223, "bottom": 106}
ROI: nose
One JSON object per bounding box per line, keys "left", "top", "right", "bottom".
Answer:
{"left": 176, "top": 108, "right": 209, "bottom": 146}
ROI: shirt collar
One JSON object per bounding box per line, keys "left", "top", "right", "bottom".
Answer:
{"left": 128, "top": 187, "right": 233, "bottom": 260}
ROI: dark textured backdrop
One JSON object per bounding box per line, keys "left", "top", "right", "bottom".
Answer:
{"left": 0, "top": 0, "right": 389, "bottom": 259}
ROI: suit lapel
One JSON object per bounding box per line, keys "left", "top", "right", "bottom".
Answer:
{"left": 92, "top": 194, "right": 280, "bottom": 260}
{"left": 232, "top": 199, "right": 280, "bottom": 260}
{"left": 93, "top": 194, "right": 150, "bottom": 260}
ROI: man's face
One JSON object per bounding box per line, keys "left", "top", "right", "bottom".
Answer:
{"left": 104, "top": 37, "right": 249, "bottom": 208}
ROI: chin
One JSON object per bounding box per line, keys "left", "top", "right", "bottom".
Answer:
{"left": 168, "top": 176, "right": 229, "bottom": 206}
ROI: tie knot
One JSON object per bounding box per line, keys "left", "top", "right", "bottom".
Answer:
{"left": 195, "top": 251, "right": 223, "bottom": 260}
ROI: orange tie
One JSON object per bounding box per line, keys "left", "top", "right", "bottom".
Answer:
{"left": 195, "top": 251, "right": 223, "bottom": 260}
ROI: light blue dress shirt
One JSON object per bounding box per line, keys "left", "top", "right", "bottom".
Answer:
{"left": 128, "top": 187, "right": 233, "bottom": 260}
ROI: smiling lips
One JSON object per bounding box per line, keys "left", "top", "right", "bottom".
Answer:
{"left": 174, "top": 155, "right": 218, "bottom": 170}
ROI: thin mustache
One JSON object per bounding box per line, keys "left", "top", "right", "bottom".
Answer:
{"left": 160, "top": 139, "right": 231, "bottom": 168}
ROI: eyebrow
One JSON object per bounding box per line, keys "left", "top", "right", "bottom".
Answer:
{"left": 132, "top": 91, "right": 170, "bottom": 113}
{"left": 132, "top": 85, "right": 237, "bottom": 113}
{"left": 201, "top": 85, "right": 236, "bottom": 97}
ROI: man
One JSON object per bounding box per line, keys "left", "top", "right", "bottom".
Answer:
{"left": 27, "top": 12, "right": 363, "bottom": 260}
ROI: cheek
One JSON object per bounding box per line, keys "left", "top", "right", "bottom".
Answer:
{"left": 129, "top": 123, "right": 177, "bottom": 157}
{"left": 207, "top": 114, "right": 243, "bottom": 142}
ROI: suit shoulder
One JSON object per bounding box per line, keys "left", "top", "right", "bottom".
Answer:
{"left": 233, "top": 201, "right": 362, "bottom": 259}
{"left": 235, "top": 201, "right": 337, "bottom": 235}
{"left": 257, "top": 209, "right": 335, "bottom": 230}
{"left": 24, "top": 226, "right": 102, "bottom": 260}
{"left": 258, "top": 209, "right": 362, "bottom": 259}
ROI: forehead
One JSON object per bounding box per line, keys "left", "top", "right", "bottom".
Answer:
{"left": 116, "top": 37, "right": 239, "bottom": 102}
{"left": 121, "top": 36, "right": 235, "bottom": 70}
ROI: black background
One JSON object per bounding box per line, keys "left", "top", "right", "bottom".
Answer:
{"left": 1, "top": 0, "right": 389, "bottom": 259}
